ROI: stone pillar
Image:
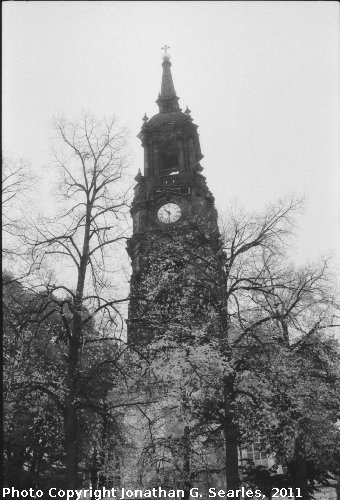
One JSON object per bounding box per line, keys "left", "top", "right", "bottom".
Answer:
{"left": 188, "top": 138, "right": 196, "bottom": 170}
{"left": 153, "top": 143, "right": 160, "bottom": 177}
{"left": 177, "top": 139, "right": 184, "bottom": 171}
{"left": 147, "top": 144, "right": 154, "bottom": 177}
{"left": 183, "top": 138, "right": 190, "bottom": 171}
{"left": 143, "top": 146, "right": 149, "bottom": 177}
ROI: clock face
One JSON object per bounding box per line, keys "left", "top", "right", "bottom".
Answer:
{"left": 157, "top": 203, "right": 182, "bottom": 224}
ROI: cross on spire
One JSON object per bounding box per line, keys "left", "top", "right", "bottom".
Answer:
{"left": 157, "top": 44, "right": 179, "bottom": 112}
{"left": 161, "top": 44, "right": 170, "bottom": 56}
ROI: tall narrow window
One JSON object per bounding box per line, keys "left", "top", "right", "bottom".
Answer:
{"left": 159, "top": 141, "right": 179, "bottom": 175}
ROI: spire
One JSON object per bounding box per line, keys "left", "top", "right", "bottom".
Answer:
{"left": 156, "top": 45, "right": 180, "bottom": 113}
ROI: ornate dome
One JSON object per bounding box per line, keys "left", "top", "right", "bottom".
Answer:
{"left": 146, "top": 110, "right": 191, "bottom": 127}
{"left": 139, "top": 51, "right": 195, "bottom": 131}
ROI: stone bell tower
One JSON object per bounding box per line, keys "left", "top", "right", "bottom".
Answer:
{"left": 127, "top": 48, "right": 220, "bottom": 344}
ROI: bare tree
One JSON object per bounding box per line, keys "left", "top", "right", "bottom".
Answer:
{"left": 26, "top": 112, "right": 131, "bottom": 488}
{"left": 209, "top": 199, "right": 339, "bottom": 494}
{"left": 192, "top": 197, "right": 303, "bottom": 490}
{"left": 2, "top": 155, "right": 35, "bottom": 257}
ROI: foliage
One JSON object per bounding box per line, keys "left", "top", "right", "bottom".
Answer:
{"left": 128, "top": 198, "right": 340, "bottom": 498}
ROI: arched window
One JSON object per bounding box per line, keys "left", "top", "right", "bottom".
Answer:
{"left": 159, "top": 140, "right": 179, "bottom": 175}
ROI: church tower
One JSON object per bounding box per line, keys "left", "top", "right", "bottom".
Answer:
{"left": 127, "top": 48, "right": 220, "bottom": 344}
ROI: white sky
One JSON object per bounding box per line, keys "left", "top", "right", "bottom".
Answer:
{"left": 3, "top": 1, "right": 340, "bottom": 282}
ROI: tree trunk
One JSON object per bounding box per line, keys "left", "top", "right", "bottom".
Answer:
{"left": 335, "top": 475, "right": 340, "bottom": 500}
{"left": 63, "top": 203, "right": 91, "bottom": 488}
{"left": 64, "top": 332, "right": 80, "bottom": 489}
{"left": 183, "top": 426, "right": 191, "bottom": 500}
{"left": 90, "top": 448, "right": 99, "bottom": 489}
{"left": 217, "top": 268, "right": 240, "bottom": 491}
{"left": 98, "top": 416, "right": 108, "bottom": 488}
{"left": 224, "top": 374, "right": 240, "bottom": 491}
{"left": 288, "top": 443, "right": 309, "bottom": 500}
{"left": 114, "top": 452, "right": 121, "bottom": 488}
{"left": 64, "top": 395, "right": 78, "bottom": 488}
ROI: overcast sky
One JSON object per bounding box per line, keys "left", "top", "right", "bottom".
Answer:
{"left": 3, "top": 1, "right": 340, "bottom": 281}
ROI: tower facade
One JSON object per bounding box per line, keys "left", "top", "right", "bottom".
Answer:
{"left": 127, "top": 51, "right": 220, "bottom": 344}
